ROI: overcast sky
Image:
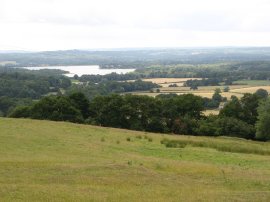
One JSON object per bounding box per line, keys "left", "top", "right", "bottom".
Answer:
{"left": 1, "top": 0, "right": 270, "bottom": 50}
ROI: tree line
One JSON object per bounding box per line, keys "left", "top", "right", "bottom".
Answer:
{"left": 66, "top": 79, "right": 160, "bottom": 100}
{"left": 9, "top": 89, "right": 270, "bottom": 141}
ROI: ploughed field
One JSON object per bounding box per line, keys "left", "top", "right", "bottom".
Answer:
{"left": 0, "top": 118, "right": 270, "bottom": 201}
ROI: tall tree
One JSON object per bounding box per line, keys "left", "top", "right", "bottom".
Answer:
{"left": 256, "top": 98, "right": 270, "bottom": 140}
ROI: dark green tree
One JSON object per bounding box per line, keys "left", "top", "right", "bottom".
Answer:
{"left": 68, "top": 92, "right": 90, "bottom": 119}
{"left": 212, "top": 88, "right": 222, "bottom": 103}
{"left": 219, "top": 96, "right": 243, "bottom": 120}
{"left": 241, "top": 93, "right": 260, "bottom": 125}
{"left": 255, "top": 88, "right": 268, "bottom": 99}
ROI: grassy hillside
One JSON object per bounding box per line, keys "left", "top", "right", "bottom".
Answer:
{"left": 0, "top": 118, "right": 270, "bottom": 201}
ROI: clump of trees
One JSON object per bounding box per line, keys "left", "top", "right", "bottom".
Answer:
{"left": 168, "top": 84, "right": 178, "bottom": 87}
{"left": 184, "top": 78, "right": 221, "bottom": 88}
{"left": 200, "top": 89, "right": 270, "bottom": 140}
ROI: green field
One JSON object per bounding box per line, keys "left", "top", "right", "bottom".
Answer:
{"left": 234, "top": 80, "right": 270, "bottom": 86}
{"left": 0, "top": 118, "right": 270, "bottom": 201}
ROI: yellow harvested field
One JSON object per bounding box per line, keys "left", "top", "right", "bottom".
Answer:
{"left": 126, "top": 78, "right": 202, "bottom": 87}
{"left": 160, "top": 86, "right": 191, "bottom": 91}
{"left": 159, "top": 82, "right": 185, "bottom": 87}
{"left": 192, "top": 92, "right": 242, "bottom": 99}
{"left": 203, "top": 109, "right": 220, "bottom": 116}
{"left": 141, "top": 78, "right": 202, "bottom": 84}
{"left": 160, "top": 85, "right": 249, "bottom": 92}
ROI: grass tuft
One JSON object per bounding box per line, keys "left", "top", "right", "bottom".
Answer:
{"left": 160, "top": 138, "right": 270, "bottom": 155}
{"left": 136, "top": 135, "right": 142, "bottom": 139}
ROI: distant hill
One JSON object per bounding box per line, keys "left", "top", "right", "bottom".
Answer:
{"left": 1, "top": 47, "right": 270, "bottom": 68}
{"left": 0, "top": 118, "right": 270, "bottom": 201}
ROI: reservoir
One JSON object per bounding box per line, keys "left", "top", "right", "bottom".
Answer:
{"left": 23, "top": 65, "right": 135, "bottom": 77}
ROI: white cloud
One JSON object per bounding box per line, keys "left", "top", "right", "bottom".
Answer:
{"left": 0, "top": 0, "right": 270, "bottom": 50}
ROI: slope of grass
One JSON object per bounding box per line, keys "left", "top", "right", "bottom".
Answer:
{"left": 0, "top": 118, "right": 270, "bottom": 201}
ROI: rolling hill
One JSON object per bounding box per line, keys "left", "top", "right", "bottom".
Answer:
{"left": 0, "top": 118, "right": 270, "bottom": 201}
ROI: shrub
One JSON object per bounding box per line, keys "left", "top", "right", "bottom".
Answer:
{"left": 9, "top": 106, "right": 32, "bottom": 118}
{"left": 160, "top": 138, "right": 187, "bottom": 148}
{"left": 196, "top": 116, "right": 255, "bottom": 139}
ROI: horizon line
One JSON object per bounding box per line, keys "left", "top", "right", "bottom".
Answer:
{"left": 2, "top": 45, "right": 270, "bottom": 53}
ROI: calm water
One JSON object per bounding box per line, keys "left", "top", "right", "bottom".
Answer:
{"left": 23, "top": 65, "right": 135, "bottom": 77}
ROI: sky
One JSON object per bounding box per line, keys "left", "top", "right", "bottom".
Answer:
{"left": 1, "top": 0, "right": 270, "bottom": 51}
